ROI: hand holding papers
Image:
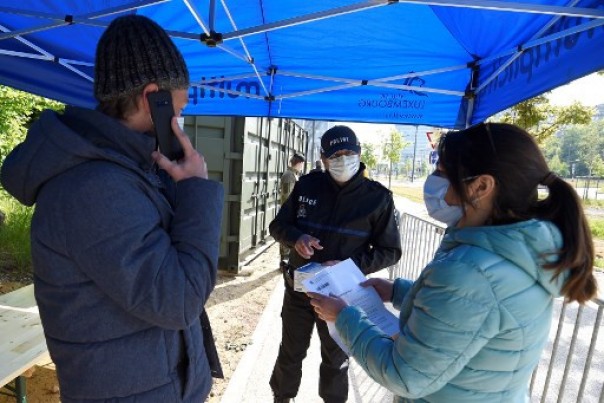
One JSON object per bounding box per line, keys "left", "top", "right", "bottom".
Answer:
{"left": 302, "top": 259, "right": 399, "bottom": 354}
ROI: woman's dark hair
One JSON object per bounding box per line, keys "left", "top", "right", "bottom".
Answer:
{"left": 438, "top": 122, "right": 596, "bottom": 303}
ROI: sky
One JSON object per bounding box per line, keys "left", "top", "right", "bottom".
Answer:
{"left": 548, "top": 73, "right": 604, "bottom": 107}
{"left": 344, "top": 73, "right": 604, "bottom": 145}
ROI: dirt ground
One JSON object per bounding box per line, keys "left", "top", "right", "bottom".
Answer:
{"left": 0, "top": 243, "right": 283, "bottom": 403}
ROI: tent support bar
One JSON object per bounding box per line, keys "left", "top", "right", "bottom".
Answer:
{"left": 60, "top": 59, "right": 93, "bottom": 66}
{"left": 59, "top": 60, "right": 93, "bottom": 82}
{"left": 276, "top": 84, "right": 361, "bottom": 100}
{"left": 278, "top": 71, "right": 357, "bottom": 84}
{"left": 221, "top": 0, "right": 604, "bottom": 41}
{"left": 182, "top": 1, "right": 251, "bottom": 65}
{"left": 222, "top": 1, "right": 384, "bottom": 40}
{"left": 220, "top": 0, "right": 270, "bottom": 97}
{"left": 373, "top": 82, "right": 464, "bottom": 96}
{"left": 465, "top": 97, "right": 475, "bottom": 128}
{"left": 194, "top": 69, "right": 465, "bottom": 99}
{"left": 278, "top": 63, "right": 467, "bottom": 85}
{"left": 399, "top": 0, "right": 604, "bottom": 19}
{"left": 0, "top": 49, "right": 48, "bottom": 60}
{"left": 275, "top": 81, "right": 463, "bottom": 100}
{"left": 476, "top": 17, "right": 604, "bottom": 93}
{"left": 183, "top": 0, "right": 210, "bottom": 34}
{"left": 193, "top": 84, "right": 266, "bottom": 100}
{"left": 278, "top": 68, "right": 465, "bottom": 95}
{"left": 477, "top": 0, "right": 581, "bottom": 66}
{"left": 372, "top": 64, "right": 468, "bottom": 83}
{"left": 475, "top": 0, "right": 576, "bottom": 94}
{"left": 209, "top": 0, "right": 216, "bottom": 32}
{"left": 0, "top": 23, "right": 52, "bottom": 57}
{"left": 0, "top": 22, "right": 65, "bottom": 42}
{"left": 197, "top": 74, "right": 259, "bottom": 84}
{"left": 0, "top": 0, "right": 169, "bottom": 41}
{"left": 216, "top": 44, "right": 252, "bottom": 63}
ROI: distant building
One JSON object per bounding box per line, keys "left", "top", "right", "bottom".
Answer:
{"left": 395, "top": 124, "right": 437, "bottom": 162}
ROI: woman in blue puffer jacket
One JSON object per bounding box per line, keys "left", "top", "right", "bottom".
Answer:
{"left": 308, "top": 123, "right": 598, "bottom": 402}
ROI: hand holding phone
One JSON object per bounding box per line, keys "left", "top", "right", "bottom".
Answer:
{"left": 148, "top": 90, "right": 185, "bottom": 161}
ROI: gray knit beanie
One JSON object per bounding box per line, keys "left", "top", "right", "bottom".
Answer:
{"left": 94, "top": 15, "right": 190, "bottom": 102}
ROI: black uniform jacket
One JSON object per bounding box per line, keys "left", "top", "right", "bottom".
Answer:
{"left": 269, "top": 164, "right": 402, "bottom": 274}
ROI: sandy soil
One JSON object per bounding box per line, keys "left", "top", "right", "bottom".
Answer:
{"left": 0, "top": 243, "right": 282, "bottom": 403}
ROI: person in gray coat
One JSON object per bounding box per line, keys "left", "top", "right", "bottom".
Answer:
{"left": 0, "top": 15, "right": 223, "bottom": 402}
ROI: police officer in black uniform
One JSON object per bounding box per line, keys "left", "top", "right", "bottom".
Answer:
{"left": 269, "top": 125, "right": 402, "bottom": 403}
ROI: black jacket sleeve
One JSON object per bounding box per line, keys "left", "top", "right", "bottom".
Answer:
{"left": 351, "top": 195, "right": 402, "bottom": 274}
{"left": 269, "top": 182, "right": 305, "bottom": 247}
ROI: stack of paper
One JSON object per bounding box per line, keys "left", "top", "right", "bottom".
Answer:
{"left": 301, "top": 259, "right": 399, "bottom": 354}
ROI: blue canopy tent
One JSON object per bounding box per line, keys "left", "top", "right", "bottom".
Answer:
{"left": 0, "top": 0, "right": 603, "bottom": 128}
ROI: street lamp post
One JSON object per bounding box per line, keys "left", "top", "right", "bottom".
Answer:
{"left": 411, "top": 125, "right": 419, "bottom": 183}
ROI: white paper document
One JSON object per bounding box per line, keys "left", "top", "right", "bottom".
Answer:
{"left": 302, "top": 259, "right": 399, "bottom": 355}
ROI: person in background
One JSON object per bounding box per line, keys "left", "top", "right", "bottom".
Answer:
{"left": 310, "top": 159, "right": 323, "bottom": 173}
{"left": 279, "top": 152, "right": 306, "bottom": 262}
{"left": 1, "top": 15, "right": 224, "bottom": 402}
{"left": 269, "top": 125, "right": 402, "bottom": 403}
{"left": 309, "top": 122, "right": 598, "bottom": 403}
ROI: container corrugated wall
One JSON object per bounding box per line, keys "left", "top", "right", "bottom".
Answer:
{"left": 183, "top": 116, "right": 308, "bottom": 273}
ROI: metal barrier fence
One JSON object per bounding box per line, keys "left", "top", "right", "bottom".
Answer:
{"left": 389, "top": 212, "right": 604, "bottom": 403}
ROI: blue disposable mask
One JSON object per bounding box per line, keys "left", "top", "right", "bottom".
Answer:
{"left": 423, "top": 174, "right": 463, "bottom": 227}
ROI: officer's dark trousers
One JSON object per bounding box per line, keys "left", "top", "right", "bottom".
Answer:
{"left": 269, "top": 280, "right": 349, "bottom": 402}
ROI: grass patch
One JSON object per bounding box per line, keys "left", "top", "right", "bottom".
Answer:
{"left": 583, "top": 199, "right": 604, "bottom": 209}
{"left": 588, "top": 217, "right": 604, "bottom": 240}
{"left": 390, "top": 185, "right": 425, "bottom": 204}
{"left": 0, "top": 192, "right": 33, "bottom": 273}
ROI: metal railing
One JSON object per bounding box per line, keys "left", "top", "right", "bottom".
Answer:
{"left": 389, "top": 212, "right": 604, "bottom": 403}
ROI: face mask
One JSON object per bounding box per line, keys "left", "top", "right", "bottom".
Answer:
{"left": 423, "top": 174, "right": 463, "bottom": 227}
{"left": 328, "top": 154, "right": 360, "bottom": 183}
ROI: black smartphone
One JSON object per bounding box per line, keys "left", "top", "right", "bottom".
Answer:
{"left": 147, "top": 90, "right": 184, "bottom": 161}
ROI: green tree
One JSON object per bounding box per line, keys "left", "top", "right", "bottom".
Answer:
{"left": 361, "top": 142, "right": 378, "bottom": 172}
{"left": 558, "top": 121, "right": 604, "bottom": 177}
{"left": 382, "top": 129, "right": 407, "bottom": 188}
{"left": 0, "top": 86, "right": 62, "bottom": 272}
{"left": 0, "top": 86, "right": 64, "bottom": 165}
{"left": 496, "top": 95, "right": 593, "bottom": 144}
{"left": 382, "top": 129, "right": 406, "bottom": 165}
{"left": 547, "top": 154, "right": 569, "bottom": 177}
{"left": 577, "top": 121, "right": 604, "bottom": 176}
{"left": 541, "top": 135, "right": 569, "bottom": 177}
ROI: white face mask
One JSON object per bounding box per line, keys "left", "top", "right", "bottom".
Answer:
{"left": 423, "top": 174, "right": 463, "bottom": 227}
{"left": 328, "top": 154, "right": 360, "bottom": 183}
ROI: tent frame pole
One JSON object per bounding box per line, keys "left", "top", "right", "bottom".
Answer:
{"left": 477, "top": 0, "right": 600, "bottom": 94}
{"left": 222, "top": 0, "right": 604, "bottom": 41}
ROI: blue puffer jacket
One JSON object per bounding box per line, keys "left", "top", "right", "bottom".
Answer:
{"left": 336, "top": 220, "right": 566, "bottom": 403}
{"left": 0, "top": 107, "right": 224, "bottom": 402}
